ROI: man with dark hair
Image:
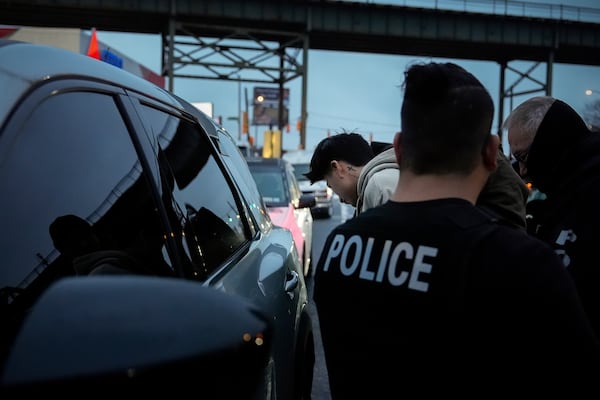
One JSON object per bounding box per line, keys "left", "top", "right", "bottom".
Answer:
{"left": 306, "top": 130, "right": 529, "bottom": 226}
{"left": 314, "top": 62, "right": 599, "bottom": 398}
{"left": 304, "top": 132, "right": 398, "bottom": 215}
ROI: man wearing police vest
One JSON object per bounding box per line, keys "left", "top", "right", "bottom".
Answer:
{"left": 314, "top": 62, "right": 600, "bottom": 399}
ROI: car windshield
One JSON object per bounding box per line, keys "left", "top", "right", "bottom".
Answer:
{"left": 249, "top": 170, "right": 289, "bottom": 207}
{"left": 291, "top": 163, "right": 310, "bottom": 182}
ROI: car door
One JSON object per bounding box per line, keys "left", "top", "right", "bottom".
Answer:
{"left": 286, "top": 163, "right": 313, "bottom": 277}
{"left": 130, "top": 95, "right": 309, "bottom": 400}
{"left": 0, "top": 79, "right": 180, "bottom": 368}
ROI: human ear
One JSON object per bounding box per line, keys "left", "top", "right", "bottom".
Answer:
{"left": 482, "top": 134, "right": 499, "bottom": 171}
{"left": 330, "top": 160, "right": 343, "bottom": 175}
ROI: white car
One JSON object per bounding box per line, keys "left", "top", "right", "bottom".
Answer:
{"left": 339, "top": 199, "right": 356, "bottom": 223}
{"left": 297, "top": 172, "right": 333, "bottom": 219}
{"left": 283, "top": 150, "right": 334, "bottom": 219}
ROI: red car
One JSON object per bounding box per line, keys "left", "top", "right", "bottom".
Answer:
{"left": 247, "top": 157, "right": 315, "bottom": 278}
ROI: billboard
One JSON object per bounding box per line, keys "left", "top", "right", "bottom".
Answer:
{"left": 253, "top": 87, "right": 289, "bottom": 127}
{"left": 192, "top": 102, "right": 214, "bottom": 117}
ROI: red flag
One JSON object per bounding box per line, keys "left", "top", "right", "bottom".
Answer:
{"left": 87, "top": 28, "right": 100, "bottom": 60}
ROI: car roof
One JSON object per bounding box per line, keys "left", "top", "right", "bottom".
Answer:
{"left": 281, "top": 149, "right": 313, "bottom": 164}
{"left": 0, "top": 39, "right": 180, "bottom": 126}
{"left": 246, "top": 157, "right": 289, "bottom": 170}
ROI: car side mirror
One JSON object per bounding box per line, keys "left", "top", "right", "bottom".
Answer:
{"left": 1, "top": 276, "right": 272, "bottom": 395}
{"left": 297, "top": 193, "right": 316, "bottom": 209}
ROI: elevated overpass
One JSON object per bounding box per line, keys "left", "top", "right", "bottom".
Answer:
{"left": 2, "top": 0, "right": 600, "bottom": 146}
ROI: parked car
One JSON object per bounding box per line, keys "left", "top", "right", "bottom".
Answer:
{"left": 246, "top": 157, "right": 315, "bottom": 278}
{"left": 339, "top": 199, "right": 356, "bottom": 223}
{"left": 0, "top": 39, "right": 314, "bottom": 398}
{"left": 282, "top": 151, "right": 334, "bottom": 219}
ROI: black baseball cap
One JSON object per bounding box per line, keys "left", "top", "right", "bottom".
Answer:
{"left": 303, "top": 133, "right": 374, "bottom": 183}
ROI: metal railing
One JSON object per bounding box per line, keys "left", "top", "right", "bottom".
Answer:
{"left": 358, "top": 0, "right": 600, "bottom": 23}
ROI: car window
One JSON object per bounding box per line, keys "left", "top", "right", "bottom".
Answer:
{"left": 287, "top": 164, "right": 302, "bottom": 202}
{"left": 138, "top": 104, "right": 248, "bottom": 278}
{"left": 251, "top": 170, "right": 287, "bottom": 205}
{"left": 0, "top": 89, "right": 174, "bottom": 321}
{"left": 210, "top": 126, "right": 268, "bottom": 234}
{"left": 247, "top": 162, "right": 292, "bottom": 207}
{"left": 291, "top": 162, "right": 311, "bottom": 182}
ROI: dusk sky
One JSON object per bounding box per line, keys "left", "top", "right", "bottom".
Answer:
{"left": 98, "top": 0, "right": 600, "bottom": 153}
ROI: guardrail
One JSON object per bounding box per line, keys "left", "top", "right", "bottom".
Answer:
{"left": 357, "top": 0, "right": 600, "bottom": 23}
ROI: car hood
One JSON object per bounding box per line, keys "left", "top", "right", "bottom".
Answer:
{"left": 266, "top": 205, "right": 304, "bottom": 258}
{"left": 267, "top": 205, "right": 294, "bottom": 229}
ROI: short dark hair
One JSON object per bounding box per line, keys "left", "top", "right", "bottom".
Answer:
{"left": 304, "top": 133, "right": 374, "bottom": 183}
{"left": 400, "top": 62, "right": 494, "bottom": 174}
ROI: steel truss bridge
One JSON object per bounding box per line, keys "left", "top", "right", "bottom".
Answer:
{"left": 2, "top": 0, "right": 600, "bottom": 147}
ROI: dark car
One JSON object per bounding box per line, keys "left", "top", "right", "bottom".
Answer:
{"left": 0, "top": 39, "right": 314, "bottom": 398}
{"left": 246, "top": 157, "right": 315, "bottom": 278}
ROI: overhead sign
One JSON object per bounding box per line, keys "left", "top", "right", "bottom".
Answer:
{"left": 253, "top": 87, "right": 289, "bottom": 106}
{"left": 253, "top": 86, "right": 289, "bottom": 127}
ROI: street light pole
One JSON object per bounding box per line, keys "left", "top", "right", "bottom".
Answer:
{"left": 237, "top": 75, "right": 242, "bottom": 141}
{"left": 245, "top": 87, "right": 253, "bottom": 148}
{"left": 584, "top": 88, "right": 600, "bottom": 132}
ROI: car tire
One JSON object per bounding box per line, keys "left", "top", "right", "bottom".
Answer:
{"left": 294, "top": 313, "right": 315, "bottom": 400}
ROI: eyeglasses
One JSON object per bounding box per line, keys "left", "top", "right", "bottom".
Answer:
{"left": 512, "top": 144, "right": 532, "bottom": 164}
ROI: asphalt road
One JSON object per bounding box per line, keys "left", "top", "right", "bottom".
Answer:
{"left": 308, "top": 198, "right": 354, "bottom": 400}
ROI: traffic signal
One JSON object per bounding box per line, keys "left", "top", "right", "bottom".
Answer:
{"left": 242, "top": 111, "right": 249, "bottom": 134}
{"left": 296, "top": 118, "right": 302, "bottom": 132}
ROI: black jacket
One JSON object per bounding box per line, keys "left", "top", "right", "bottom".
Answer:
{"left": 315, "top": 199, "right": 599, "bottom": 398}
{"left": 527, "top": 99, "right": 600, "bottom": 336}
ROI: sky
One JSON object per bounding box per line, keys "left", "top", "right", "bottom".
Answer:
{"left": 98, "top": 0, "right": 600, "bottom": 153}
